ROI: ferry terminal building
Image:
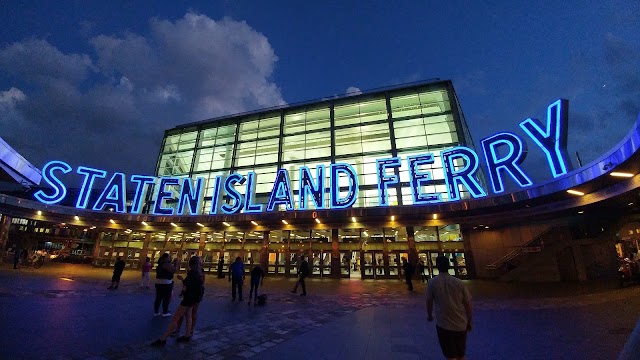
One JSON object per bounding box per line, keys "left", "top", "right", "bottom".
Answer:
{"left": 2, "top": 79, "right": 640, "bottom": 282}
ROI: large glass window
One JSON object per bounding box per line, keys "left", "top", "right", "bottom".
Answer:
{"left": 389, "top": 89, "right": 450, "bottom": 120}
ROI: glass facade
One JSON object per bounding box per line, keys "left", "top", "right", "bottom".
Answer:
{"left": 154, "top": 81, "right": 475, "bottom": 213}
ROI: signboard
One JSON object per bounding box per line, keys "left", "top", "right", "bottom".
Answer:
{"left": 34, "top": 100, "right": 571, "bottom": 215}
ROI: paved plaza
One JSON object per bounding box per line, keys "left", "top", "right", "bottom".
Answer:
{"left": 0, "top": 263, "right": 639, "bottom": 359}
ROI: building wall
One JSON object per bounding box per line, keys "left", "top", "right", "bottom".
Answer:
{"left": 468, "top": 222, "right": 557, "bottom": 278}
{"left": 155, "top": 82, "right": 475, "bottom": 214}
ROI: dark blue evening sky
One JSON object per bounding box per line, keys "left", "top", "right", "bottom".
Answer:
{"left": 0, "top": 1, "right": 638, "bottom": 186}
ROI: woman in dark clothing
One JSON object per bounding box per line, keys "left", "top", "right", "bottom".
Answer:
{"left": 153, "top": 253, "right": 178, "bottom": 317}
{"left": 108, "top": 257, "right": 126, "bottom": 289}
{"left": 151, "top": 256, "right": 204, "bottom": 346}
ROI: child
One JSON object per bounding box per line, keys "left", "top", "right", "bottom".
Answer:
{"left": 248, "top": 264, "right": 265, "bottom": 305}
{"left": 141, "top": 256, "right": 152, "bottom": 289}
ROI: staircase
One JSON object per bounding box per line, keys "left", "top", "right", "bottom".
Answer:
{"left": 485, "top": 226, "right": 563, "bottom": 279}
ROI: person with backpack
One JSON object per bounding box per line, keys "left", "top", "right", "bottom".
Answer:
{"left": 291, "top": 255, "right": 309, "bottom": 296}
{"left": 402, "top": 257, "right": 414, "bottom": 291}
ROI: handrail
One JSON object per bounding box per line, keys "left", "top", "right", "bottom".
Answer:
{"left": 486, "top": 226, "right": 555, "bottom": 270}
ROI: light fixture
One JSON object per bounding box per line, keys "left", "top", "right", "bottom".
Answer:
{"left": 141, "top": 221, "right": 148, "bottom": 226}
{"left": 251, "top": 221, "right": 258, "bottom": 226}
{"left": 567, "top": 189, "right": 585, "bottom": 196}
{"left": 610, "top": 172, "right": 634, "bottom": 178}
{"left": 315, "top": 218, "right": 321, "bottom": 224}
{"left": 629, "top": 203, "right": 634, "bottom": 206}
{"left": 60, "top": 222, "right": 66, "bottom": 226}
{"left": 282, "top": 219, "right": 288, "bottom": 225}
{"left": 196, "top": 222, "right": 204, "bottom": 227}
{"left": 433, "top": 214, "right": 438, "bottom": 220}
{"left": 74, "top": 216, "right": 80, "bottom": 221}
{"left": 391, "top": 215, "right": 395, "bottom": 221}
{"left": 90, "top": 226, "right": 96, "bottom": 229}
{"left": 223, "top": 222, "right": 230, "bottom": 226}
{"left": 109, "top": 219, "right": 115, "bottom": 224}
{"left": 578, "top": 211, "right": 584, "bottom": 214}
{"left": 351, "top": 217, "right": 356, "bottom": 222}
{"left": 37, "top": 210, "right": 42, "bottom": 215}
{"left": 170, "top": 222, "right": 177, "bottom": 227}
{"left": 485, "top": 226, "right": 489, "bottom": 229}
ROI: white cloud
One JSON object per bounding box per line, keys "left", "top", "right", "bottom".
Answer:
{"left": 0, "top": 87, "right": 26, "bottom": 107}
{"left": 0, "top": 12, "right": 284, "bottom": 175}
{"left": 345, "top": 86, "right": 362, "bottom": 96}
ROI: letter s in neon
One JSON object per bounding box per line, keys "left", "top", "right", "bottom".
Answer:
{"left": 34, "top": 160, "right": 72, "bottom": 204}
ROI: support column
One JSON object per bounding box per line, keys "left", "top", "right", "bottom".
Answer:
{"left": 0, "top": 214, "right": 12, "bottom": 252}
{"left": 406, "top": 226, "right": 419, "bottom": 270}
{"left": 331, "top": 228, "right": 340, "bottom": 278}
{"left": 260, "top": 231, "right": 269, "bottom": 272}
{"left": 139, "top": 232, "right": 152, "bottom": 268}
{"left": 198, "top": 232, "right": 206, "bottom": 256}
{"left": 93, "top": 232, "right": 105, "bottom": 261}
{"left": 572, "top": 245, "right": 588, "bottom": 282}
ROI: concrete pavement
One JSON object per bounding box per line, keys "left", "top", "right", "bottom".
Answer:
{"left": 0, "top": 263, "right": 639, "bottom": 359}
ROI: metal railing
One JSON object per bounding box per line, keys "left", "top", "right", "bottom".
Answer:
{"left": 486, "top": 226, "right": 554, "bottom": 272}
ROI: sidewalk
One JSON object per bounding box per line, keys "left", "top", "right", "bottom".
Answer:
{"left": 0, "top": 263, "right": 639, "bottom": 359}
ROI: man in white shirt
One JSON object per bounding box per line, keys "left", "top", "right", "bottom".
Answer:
{"left": 427, "top": 255, "right": 472, "bottom": 360}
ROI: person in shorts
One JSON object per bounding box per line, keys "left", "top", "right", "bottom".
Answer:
{"left": 426, "top": 255, "right": 472, "bottom": 360}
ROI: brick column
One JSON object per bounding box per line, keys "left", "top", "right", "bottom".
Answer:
{"left": 93, "top": 232, "right": 103, "bottom": 259}
{"left": 139, "top": 232, "right": 152, "bottom": 268}
{"left": 331, "top": 228, "right": 341, "bottom": 278}
{"left": 198, "top": 232, "right": 206, "bottom": 256}
{"left": 260, "top": 231, "right": 269, "bottom": 272}
{"left": 0, "top": 214, "right": 12, "bottom": 252}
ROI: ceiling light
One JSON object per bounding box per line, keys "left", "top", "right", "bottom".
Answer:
{"left": 485, "top": 226, "right": 489, "bottom": 229}
{"left": 610, "top": 172, "right": 634, "bottom": 178}
{"left": 433, "top": 214, "right": 438, "bottom": 220}
{"left": 315, "top": 218, "right": 321, "bottom": 224}
{"left": 141, "top": 221, "right": 148, "bottom": 226}
{"left": 352, "top": 217, "right": 356, "bottom": 222}
{"left": 109, "top": 219, "right": 115, "bottom": 224}
{"left": 567, "top": 189, "right": 585, "bottom": 196}
{"left": 282, "top": 219, "right": 288, "bottom": 225}
{"left": 90, "top": 226, "right": 96, "bottom": 229}
{"left": 170, "top": 222, "right": 177, "bottom": 227}
{"left": 629, "top": 203, "right": 634, "bottom": 206}
{"left": 60, "top": 223, "right": 66, "bottom": 226}
{"left": 223, "top": 222, "right": 230, "bottom": 226}
{"left": 74, "top": 216, "right": 79, "bottom": 221}
{"left": 251, "top": 221, "right": 258, "bottom": 226}
{"left": 196, "top": 222, "right": 204, "bottom": 227}
{"left": 578, "top": 211, "right": 584, "bottom": 214}
{"left": 37, "top": 210, "right": 42, "bottom": 215}
{"left": 391, "top": 215, "right": 395, "bottom": 221}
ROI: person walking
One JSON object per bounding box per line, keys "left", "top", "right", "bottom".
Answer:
{"left": 291, "top": 255, "right": 309, "bottom": 296}
{"left": 402, "top": 257, "right": 414, "bottom": 291}
{"left": 13, "top": 248, "right": 21, "bottom": 269}
{"left": 418, "top": 259, "right": 428, "bottom": 282}
{"left": 248, "top": 264, "right": 265, "bottom": 305}
{"left": 141, "top": 256, "right": 152, "bottom": 289}
{"left": 154, "top": 253, "right": 179, "bottom": 317}
{"left": 108, "top": 256, "right": 126, "bottom": 289}
{"left": 228, "top": 256, "right": 245, "bottom": 301}
{"left": 217, "top": 257, "right": 225, "bottom": 278}
{"left": 427, "top": 255, "right": 472, "bottom": 360}
{"left": 151, "top": 256, "right": 204, "bottom": 346}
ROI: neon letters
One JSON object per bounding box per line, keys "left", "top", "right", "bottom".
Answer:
{"left": 33, "top": 99, "right": 572, "bottom": 214}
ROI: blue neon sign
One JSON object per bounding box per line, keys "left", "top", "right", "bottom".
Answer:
{"left": 34, "top": 99, "right": 573, "bottom": 214}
